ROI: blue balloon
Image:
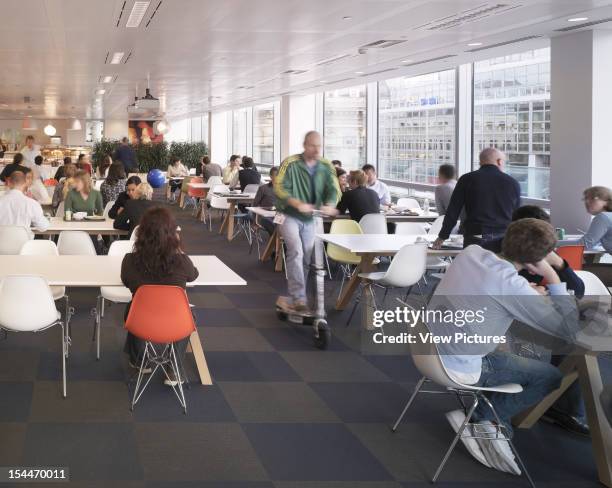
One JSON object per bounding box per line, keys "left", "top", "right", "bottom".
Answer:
{"left": 147, "top": 169, "right": 166, "bottom": 188}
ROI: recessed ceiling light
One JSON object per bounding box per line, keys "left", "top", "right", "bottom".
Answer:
{"left": 401, "top": 59, "right": 412, "bottom": 63}
{"left": 126, "top": 1, "right": 150, "bottom": 28}
{"left": 110, "top": 52, "right": 125, "bottom": 64}
{"left": 319, "top": 80, "right": 328, "bottom": 83}
{"left": 342, "top": 16, "right": 352, "bottom": 20}
{"left": 468, "top": 42, "right": 483, "bottom": 47}
{"left": 96, "top": 89, "right": 106, "bottom": 95}
{"left": 568, "top": 17, "right": 588, "bottom": 22}
{"left": 355, "top": 71, "right": 365, "bottom": 75}
{"left": 101, "top": 76, "right": 113, "bottom": 83}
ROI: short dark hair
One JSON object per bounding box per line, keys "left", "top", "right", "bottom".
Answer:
{"left": 502, "top": 219, "right": 557, "bottom": 264}
{"left": 63, "top": 156, "right": 72, "bottom": 165}
{"left": 336, "top": 167, "right": 346, "bottom": 178}
{"left": 230, "top": 155, "right": 241, "bottom": 163}
{"left": 25, "top": 135, "right": 34, "bottom": 142}
{"left": 169, "top": 156, "right": 181, "bottom": 165}
{"left": 34, "top": 155, "right": 43, "bottom": 165}
{"left": 242, "top": 157, "right": 254, "bottom": 168}
{"left": 202, "top": 156, "right": 210, "bottom": 165}
{"left": 438, "top": 164, "right": 455, "bottom": 180}
{"left": 121, "top": 137, "right": 129, "bottom": 144}
{"left": 78, "top": 153, "right": 85, "bottom": 161}
{"left": 331, "top": 160, "right": 342, "bottom": 167}
{"left": 512, "top": 205, "right": 550, "bottom": 223}
{"left": 126, "top": 175, "right": 142, "bottom": 187}
{"left": 13, "top": 153, "right": 24, "bottom": 165}
{"left": 362, "top": 164, "right": 376, "bottom": 173}
{"left": 269, "top": 167, "right": 278, "bottom": 177}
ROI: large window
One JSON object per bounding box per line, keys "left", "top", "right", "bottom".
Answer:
{"left": 378, "top": 70, "right": 456, "bottom": 185}
{"left": 253, "top": 103, "right": 274, "bottom": 167}
{"left": 473, "top": 48, "right": 551, "bottom": 200}
{"left": 232, "top": 108, "right": 248, "bottom": 156}
{"left": 323, "top": 85, "right": 367, "bottom": 170}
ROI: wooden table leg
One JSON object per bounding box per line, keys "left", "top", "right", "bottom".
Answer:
{"left": 335, "top": 253, "right": 377, "bottom": 311}
{"left": 187, "top": 329, "right": 212, "bottom": 386}
{"left": 261, "top": 227, "right": 277, "bottom": 262}
{"left": 218, "top": 203, "right": 231, "bottom": 236}
{"left": 274, "top": 233, "right": 284, "bottom": 272}
{"left": 195, "top": 189, "right": 209, "bottom": 220}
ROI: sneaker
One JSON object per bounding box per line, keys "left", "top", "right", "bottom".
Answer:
{"left": 291, "top": 300, "right": 311, "bottom": 314}
{"left": 445, "top": 410, "right": 491, "bottom": 468}
{"left": 163, "top": 371, "right": 185, "bottom": 387}
{"left": 129, "top": 361, "right": 152, "bottom": 374}
{"left": 474, "top": 420, "right": 521, "bottom": 475}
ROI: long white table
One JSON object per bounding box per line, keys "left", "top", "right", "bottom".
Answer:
{"left": 35, "top": 217, "right": 129, "bottom": 237}
{"left": 0, "top": 255, "right": 246, "bottom": 385}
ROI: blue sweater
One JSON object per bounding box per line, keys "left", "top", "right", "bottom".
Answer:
{"left": 439, "top": 165, "right": 521, "bottom": 240}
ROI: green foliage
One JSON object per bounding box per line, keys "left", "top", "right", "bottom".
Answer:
{"left": 92, "top": 139, "right": 208, "bottom": 172}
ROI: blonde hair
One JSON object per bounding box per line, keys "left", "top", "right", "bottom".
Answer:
{"left": 348, "top": 170, "right": 367, "bottom": 187}
{"left": 74, "top": 170, "right": 93, "bottom": 194}
{"left": 62, "top": 177, "right": 77, "bottom": 199}
{"left": 584, "top": 186, "right": 612, "bottom": 211}
{"left": 136, "top": 182, "right": 153, "bottom": 200}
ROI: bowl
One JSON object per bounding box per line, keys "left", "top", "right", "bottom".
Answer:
{"left": 73, "top": 212, "right": 87, "bottom": 221}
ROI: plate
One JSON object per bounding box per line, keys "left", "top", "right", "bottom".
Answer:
{"left": 85, "top": 215, "right": 106, "bottom": 221}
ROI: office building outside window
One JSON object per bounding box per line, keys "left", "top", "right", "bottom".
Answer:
{"left": 323, "top": 85, "right": 367, "bottom": 170}
{"left": 253, "top": 103, "right": 274, "bottom": 167}
{"left": 232, "top": 108, "right": 248, "bottom": 156}
{"left": 378, "top": 70, "right": 456, "bottom": 185}
{"left": 473, "top": 48, "right": 551, "bottom": 200}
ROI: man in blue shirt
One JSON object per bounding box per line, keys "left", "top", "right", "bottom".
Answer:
{"left": 113, "top": 137, "right": 138, "bottom": 174}
{"left": 433, "top": 148, "right": 521, "bottom": 252}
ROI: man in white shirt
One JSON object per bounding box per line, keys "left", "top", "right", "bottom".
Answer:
{"left": 362, "top": 164, "right": 391, "bottom": 206}
{"left": 0, "top": 172, "right": 49, "bottom": 233}
{"left": 427, "top": 218, "right": 579, "bottom": 474}
{"left": 20, "top": 135, "right": 41, "bottom": 169}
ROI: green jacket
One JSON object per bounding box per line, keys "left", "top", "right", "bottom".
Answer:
{"left": 274, "top": 154, "right": 340, "bottom": 221}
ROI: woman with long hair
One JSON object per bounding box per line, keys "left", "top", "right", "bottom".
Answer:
{"left": 63, "top": 170, "right": 103, "bottom": 216}
{"left": 580, "top": 186, "right": 612, "bottom": 285}
{"left": 100, "top": 162, "right": 127, "bottom": 206}
{"left": 96, "top": 155, "right": 112, "bottom": 179}
{"left": 121, "top": 207, "right": 198, "bottom": 385}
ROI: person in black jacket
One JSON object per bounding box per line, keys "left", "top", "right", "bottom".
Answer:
{"left": 336, "top": 170, "right": 380, "bottom": 223}
{"left": 113, "top": 182, "right": 157, "bottom": 236}
{"left": 0, "top": 153, "right": 27, "bottom": 182}
{"left": 238, "top": 156, "right": 261, "bottom": 191}
{"left": 108, "top": 175, "right": 141, "bottom": 219}
{"left": 53, "top": 156, "right": 73, "bottom": 181}
{"left": 433, "top": 147, "right": 521, "bottom": 252}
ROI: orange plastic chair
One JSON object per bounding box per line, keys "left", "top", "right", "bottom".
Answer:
{"left": 556, "top": 245, "right": 585, "bottom": 271}
{"left": 186, "top": 176, "right": 205, "bottom": 199}
{"left": 44, "top": 178, "right": 57, "bottom": 186}
{"left": 125, "top": 285, "right": 196, "bottom": 412}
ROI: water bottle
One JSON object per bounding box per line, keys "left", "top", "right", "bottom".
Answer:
{"left": 423, "top": 198, "right": 430, "bottom": 216}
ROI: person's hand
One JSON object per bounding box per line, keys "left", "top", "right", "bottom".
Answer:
{"left": 296, "top": 202, "right": 314, "bottom": 215}
{"left": 320, "top": 205, "right": 339, "bottom": 217}
{"left": 117, "top": 207, "right": 124, "bottom": 215}
{"left": 431, "top": 238, "right": 444, "bottom": 250}
{"left": 524, "top": 260, "right": 561, "bottom": 285}
{"left": 529, "top": 283, "right": 548, "bottom": 296}
{"left": 545, "top": 251, "right": 564, "bottom": 270}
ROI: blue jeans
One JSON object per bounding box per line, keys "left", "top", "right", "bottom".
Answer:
{"left": 472, "top": 352, "right": 563, "bottom": 435}
{"left": 279, "top": 215, "right": 315, "bottom": 303}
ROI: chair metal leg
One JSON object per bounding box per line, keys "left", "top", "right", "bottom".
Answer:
{"left": 391, "top": 376, "right": 426, "bottom": 431}
{"left": 170, "top": 344, "right": 187, "bottom": 414}
{"left": 61, "top": 322, "right": 67, "bottom": 398}
{"left": 346, "top": 287, "right": 361, "bottom": 326}
{"left": 131, "top": 343, "right": 152, "bottom": 410}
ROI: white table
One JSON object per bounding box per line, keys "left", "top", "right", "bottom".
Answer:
{"left": 188, "top": 182, "right": 212, "bottom": 190}
{"left": 0, "top": 255, "right": 246, "bottom": 385}
{"left": 35, "top": 217, "right": 129, "bottom": 237}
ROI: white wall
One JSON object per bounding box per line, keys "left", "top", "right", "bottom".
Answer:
{"left": 104, "top": 119, "right": 128, "bottom": 140}
{"left": 211, "top": 111, "right": 231, "bottom": 165}
{"left": 288, "top": 94, "right": 316, "bottom": 156}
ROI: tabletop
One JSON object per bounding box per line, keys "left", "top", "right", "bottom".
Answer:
{"left": 318, "top": 233, "right": 462, "bottom": 255}
{"left": 34, "top": 217, "right": 129, "bottom": 236}
{"left": 188, "top": 182, "right": 212, "bottom": 189}
{"left": 246, "top": 206, "right": 439, "bottom": 222}
{"left": 247, "top": 206, "right": 275, "bottom": 218}
{"left": 0, "top": 255, "right": 246, "bottom": 287}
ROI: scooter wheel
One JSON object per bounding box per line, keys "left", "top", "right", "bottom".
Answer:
{"left": 313, "top": 321, "right": 331, "bottom": 350}
{"left": 276, "top": 309, "right": 288, "bottom": 321}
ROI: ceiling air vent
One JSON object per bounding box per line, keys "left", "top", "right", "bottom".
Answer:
{"left": 555, "top": 17, "right": 612, "bottom": 32}
{"left": 145, "top": 1, "right": 163, "bottom": 28}
{"left": 315, "top": 54, "right": 353, "bottom": 67}
{"left": 281, "top": 69, "right": 308, "bottom": 76}
{"left": 360, "top": 68, "right": 398, "bottom": 77}
{"left": 402, "top": 55, "right": 457, "bottom": 67}
{"left": 415, "top": 3, "right": 522, "bottom": 31}
{"left": 358, "top": 40, "right": 405, "bottom": 54}
{"left": 466, "top": 35, "right": 542, "bottom": 52}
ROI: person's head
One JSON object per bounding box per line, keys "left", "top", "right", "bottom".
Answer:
{"left": 361, "top": 164, "right": 377, "bottom": 184}
{"left": 479, "top": 147, "right": 506, "bottom": 169}
{"left": 100, "top": 155, "right": 113, "bottom": 171}
{"left": 303, "top": 131, "right": 322, "bottom": 161}
{"left": 126, "top": 175, "right": 142, "bottom": 199}
{"left": 242, "top": 156, "right": 254, "bottom": 169}
{"left": 336, "top": 168, "right": 347, "bottom": 189}
{"left": 348, "top": 170, "right": 368, "bottom": 190}
{"left": 22, "top": 168, "right": 33, "bottom": 187}
{"left": 202, "top": 156, "right": 210, "bottom": 166}
{"left": 63, "top": 156, "right": 72, "bottom": 166}
{"left": 105, "top": 162, "right": 126, "bottom": 185}
{"left": 7, "top": 171, "right": 26, "bottom": 191}
{"left": 63, "top": 164, "right": 77, "bottom": 180}
{"left": 34, "top": 155, "right": 43, "bottom": 166}
{"left": 331, "top": 160, "right": 342, "bottom": 168}
{"left": 121, "top": 137, "right": 129, "bottom": 145}
{"left": 502, "top": 218, "right": 557, "bottom": 265}
{"left": 135, "top": 182, "right": 153, "bottom": 201}
{"left": 583, "top": 186, "right": 612, "bottom": 215}
{"left": 170, "top": 156, "right": 181, "bottom": 167}
{"left": 229, "top": 155, "right": 241, "bottom": 168}
{"left": 13, "top": 153, "right": 24, "bottom": 165}
{"left": 512, "top": 205, "right": 550, "bottom": 223}
{"left": 438, "top": 164, "right": 456, "bottom": 183}
{"left": 25, "top": 135, "right": 34, "bottom": 149}
{"left": 269, "top": 167, "right": 278, "bottom": 184}
{"left": 133, "top": 207, "right": 182, "bottom": 277}
{"left": 73, "top": 170, "right": 92, "bottom": 194}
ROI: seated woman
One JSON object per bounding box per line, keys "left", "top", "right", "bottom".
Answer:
{"left": 100, "top": 162, "right": 127, "bottom": 206}
{"left": 113, "top": 182, "right": 156, "bottom": 235}
{"left": 121, "top": 207, "right": 199, "bottom": 385}
{"left": 579, "top": 186, "right": 612, "bottom": 286}
{"left": 336, "top": 170, "right": 380, "bottom": 223}
{"left": 23, "top": 167, "right": 50, "bottom": 205}
{"left": 52, "top": 164, "right": 77, "bottom": 210}
{"left": 95, "top": 155, "right": 112, "bottom": 179}
{"left": 64, "top": 170, "right": 104, "bottom": 216}
{"left": 108, "top": 175, "right": 141, "bottom": 219}
{"left": 336, "top": 168, "right": 348, "bottom": 193}
{"left": 167, "top": 156, "right": 190, "bottom": 195}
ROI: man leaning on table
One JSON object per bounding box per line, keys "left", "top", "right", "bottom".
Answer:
{"left": 433, "top": 147, "right": 521, "bottom": 253}
{"left": 0, "top": 172, "right": 49, "bottom": 234}
{"left": 274, "top": 131, "right": 340, "bottom": 313}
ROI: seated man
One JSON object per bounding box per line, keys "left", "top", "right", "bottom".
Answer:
{"left": 0, "top": 171, "right": 49, "bottom": 234}
{"left": 429, "top": 218, "right": 579, "bottom": 474}
{"left": 362, "top": 164, "right": 390, "bottom": 207}
{"left": 238, "top": 157, "right": 261, "bottom": 191}
{"left": 434, "top": 163, "right": 457, "bottom": 215}
{"left": 0, "top": 153, "right": 28, "bottom": 182}
{"left": 336, "top": 170, "right": 380, "bottom": 223}
{"left": 251, "top": 167, "right": 278, "bottom": 236}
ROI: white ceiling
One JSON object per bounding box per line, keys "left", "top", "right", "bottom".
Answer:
{"left": 0, "top": 0, "right": 612, "bottom": 120}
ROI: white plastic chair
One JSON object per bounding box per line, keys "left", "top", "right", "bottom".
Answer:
{"left": 576, "top": 270, "right": 611, "bottom": 296}
{"left": 428, "top": 216, "right": 460, "bottom": 237}
{"left": 347, "top": 243, "right": 427, "bottom": 325}
{"left": 359, "top": 214, "right": 387, "bottom": 235}
{"left": 0, "top": 226, "right": 31, "bottom": 255}
{"left": 57, "top": 231, "right": 97, "bottom": 255}
{"left": 0, "top": 275, "right": 67, "bottom": 397}
{"left": 130, "top": 225, "right": 140, "bottom": 242}
{"left": 243, "top": 183, "right": 261, "bottom": 195}
{"left": 397, "top": 198, "right": 421, "bottom": 211}
{"left": 391, "top": 317, "right": 534, "bottom": 487}
{"left": 209, "top": 193, "right": 230, "bottom": 232}
{"left": 102, "top": 200, "right": 115, "bottom": 219}
{"left": 395, "top": 222, "right": 429, "bottom": 235}
{"left": 94, "top": 240, "right": 134, "bottom": 360}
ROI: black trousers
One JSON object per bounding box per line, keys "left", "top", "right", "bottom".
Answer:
{"left": 464, "top": 232, "right": 505, "bottom": 253}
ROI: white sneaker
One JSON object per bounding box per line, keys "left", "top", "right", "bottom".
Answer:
{"left": 474, "top": 420, "right": 521, "bottom": 475}
{"left": 445, "top": 410, "right": 491, "bottom": 468}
